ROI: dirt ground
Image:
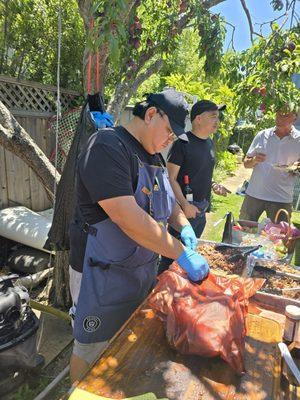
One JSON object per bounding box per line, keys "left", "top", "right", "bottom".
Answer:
{"left": 220, "top": 164, "right": 252, "bottom": 194}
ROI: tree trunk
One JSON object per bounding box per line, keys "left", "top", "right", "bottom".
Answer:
{"left": 53, "top": 250, "right": 71, "bottom": 309}
{"left": 107, "top": 59, "right": 164, "bottom": 123}
{"left": 0, "top": 101, "right": 59, "bottom": 200}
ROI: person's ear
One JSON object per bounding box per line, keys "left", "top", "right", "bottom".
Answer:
{"left": 144, "top": 107, "right": 157, "bottom": 125}
{"left": 195, "top": 114, "right": 202, "bottom": 123}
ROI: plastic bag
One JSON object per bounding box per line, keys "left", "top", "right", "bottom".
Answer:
{"left": 149, "top": 263, "right": 264, "bottom": 374}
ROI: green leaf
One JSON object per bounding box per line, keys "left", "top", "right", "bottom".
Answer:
{"left": 91, "top": 0, "right": 103, "bottom": 14}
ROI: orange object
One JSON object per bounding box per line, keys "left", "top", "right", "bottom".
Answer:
{"left": 148, "top": 263, "right": 264, "bottom": 374}
{"left": 233, "top": 225, "right": 243, "bottom": 231}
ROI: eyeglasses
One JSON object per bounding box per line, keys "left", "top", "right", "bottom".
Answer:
{"left": 156, "top": 109, "right": 175, "bottom": 137}
{"left": 157, "top": 109, "right": 165, "bottom": 118}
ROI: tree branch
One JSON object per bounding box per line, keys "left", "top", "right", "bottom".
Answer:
{"left": 240, "top": 0, "right": 264, "bottom": 42}
{"left": 0, "top": 101, "right": 59, "bottom": 199}
{"left": 107, "top": 7, "right": 196, "bottom": 120}
{"left": 255, "top": 12, "right": 287, "bottom": 35}
{"left": 290, "top": 0, "right": 297, "bottom": 29}
{"left": 224, "top": 21, "right": 236, "bottom": 51}
{"left": 240, "top": 0, "right": 255, "bottom": 42}
{"left": 107, "top": 59, "right": 164, "bottom": 123}
{"left": 202, "top": 0, "right": 226, "bottom": 7}
{"left": 131, "top": 59, "right": 164, "bottom": 94}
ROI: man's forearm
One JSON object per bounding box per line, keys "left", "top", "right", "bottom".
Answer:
{"left": 168, "top": 203, "right": 190, "bottom": 232}
{"left": 100, "top": 196, "right": 184, "bottom": 260}
{"left": 169, "top": 178, "right": 188, "bottom": 208}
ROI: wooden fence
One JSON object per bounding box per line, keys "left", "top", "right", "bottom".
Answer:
{"left": 0, "top": 75, "right": 133, "bottom": 211}
{"left": 0, "top": 115, "right": 54, "bottom": 211}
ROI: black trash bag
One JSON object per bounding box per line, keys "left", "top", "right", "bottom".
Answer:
{"left": 44, "top": 93, "right": 107, "bottom": 251}
{"left": 8, "top": 246, "right": 51, "bottom": 274}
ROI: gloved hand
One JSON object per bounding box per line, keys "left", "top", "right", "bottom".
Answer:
{"left": 177, "top": 248, "right": 210, "bottom": 282}
{"left": 180, "top": 225, "right": 197, "bottom": 250}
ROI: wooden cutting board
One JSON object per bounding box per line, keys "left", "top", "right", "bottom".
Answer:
{"left": 72, "top": 303, "right": 283, "bottom": 400}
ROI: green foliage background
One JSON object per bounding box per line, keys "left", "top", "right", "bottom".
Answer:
{"left": 0, "top": 0, "right": 84, "bottom": 91}
{"left": 0, "top": 0, "right": 298, "bottom": 172}
{"left": 235, "top": 27, "right": 300, "bottom": 118}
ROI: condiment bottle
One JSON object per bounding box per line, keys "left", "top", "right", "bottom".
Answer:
{"left": 282, "top": 305, "right": 300, "bottom": 386}
{"left": 283, "top": 305, "right": 300, "bottom": 346}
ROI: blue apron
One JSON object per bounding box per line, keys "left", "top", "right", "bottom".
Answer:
{"left": 73, "top": 157, "right": 176, "bottom": 343}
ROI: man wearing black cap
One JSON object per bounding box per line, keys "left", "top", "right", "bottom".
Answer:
{"left": 69, "top": 89, "right": 210, "bottom": 382}
{"left": 159, "top": 99, "right": 230, "bottom": 273}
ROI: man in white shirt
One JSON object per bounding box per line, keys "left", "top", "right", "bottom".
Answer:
{"left": 240, "top": 110, "right": 300, "bottom": 222}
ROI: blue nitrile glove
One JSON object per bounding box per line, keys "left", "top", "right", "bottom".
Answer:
{"left": 177, "top": 248, "right": 210, "bottom": 282}
{"left": 180, "top": 225, "right": 197, "bottom": 250}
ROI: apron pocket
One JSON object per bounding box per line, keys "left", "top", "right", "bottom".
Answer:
{"left": 152, "top": 190, "right": 169, "bottom": 221}
{"left": 110, "top": 247, "right": 154, "bottom": 269}
{"left": 97, "top": 266, "right": 144, "bottom": 306}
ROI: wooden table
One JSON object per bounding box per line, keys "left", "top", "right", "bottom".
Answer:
{"left": 68, "top": 300, "right": 287, "bottom": 400}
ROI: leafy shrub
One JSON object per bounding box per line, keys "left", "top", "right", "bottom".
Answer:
{"left": 216, "top": 151, "right": 237, "bottom": 173}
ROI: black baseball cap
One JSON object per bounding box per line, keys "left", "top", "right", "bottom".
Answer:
{"left": 191, "top": 100, "right": 226, "bottom": 122}
{"left": 146, "top": 89, "right": 189, "bottom": 141}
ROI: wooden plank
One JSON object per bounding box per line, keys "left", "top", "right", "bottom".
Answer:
{"left": 5, "top": 148, "right": 31, "bottom": 208}
{"left": 75, "top": 303, "right": 283, "bottom": 400}
{"left": 28, "top": 117, "right": 52, "bottom": 211}
{"left": 0, "top": 145, "right": 8, "bottom": 209}
{"left": 5, "top": 116, "right": 32, "bottom": 209}
{"left": 33, "top": 309, "right": 73, "bottom": 367}
{"left": 0, "top": 114, "right": 52, "bottom": 211}
{"left": 28, "top": 116, "right": 43, "bottom": 211}
{"left": 38, "top": 117, "right": 53, "bottom": 210}
{"left": 9, "top": 110, "right": 55, "bottom": 118}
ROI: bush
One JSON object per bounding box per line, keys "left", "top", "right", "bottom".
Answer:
{"left": 216, "top": 151, "right": 237, "bottom": 172}
{"left": 230, "top": 124, "right": 256, "bottom": 153}
{"left": 213, "top": 151, "right": 238, "bottom": 182}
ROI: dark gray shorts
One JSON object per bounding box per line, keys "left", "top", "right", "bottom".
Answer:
{"left": 239, "top": 194, "right": 292, "bottom": 222}
{"left": 73, "top": 339, "right": 108, "bottom": 364}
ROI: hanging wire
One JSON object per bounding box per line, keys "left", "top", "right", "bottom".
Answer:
{"left": 46, "top": 0, "right": 61, "bottom": 274}
{"left": 36, "top": 0, "right": 63, "bottom": 351}
{"left": 49, "top": 0, "right": 62, "bottom": 284}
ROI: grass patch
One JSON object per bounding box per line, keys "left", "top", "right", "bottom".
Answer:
{"left": 203, "top": 193, "right": 300, "bottom": 241}
{"left": 202, "top": 193, "right": 244, "bottom": 242}
{"left": 202, "top": 192, "right": 300, "bottom": 265}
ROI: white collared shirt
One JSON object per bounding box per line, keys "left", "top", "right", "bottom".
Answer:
{"left": 246, "top": 126, "right": 300, "bottom": 203}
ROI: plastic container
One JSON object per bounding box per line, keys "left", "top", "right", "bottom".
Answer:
{"left": 283, "top": 305, "right": 300, "bottom": 343}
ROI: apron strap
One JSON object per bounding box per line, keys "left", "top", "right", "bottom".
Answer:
{"left": 75, "top": 220, "right": 98, "bottom": 236}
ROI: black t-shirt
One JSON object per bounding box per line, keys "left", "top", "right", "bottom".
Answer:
{"left": 75, "top": 126, "right": 164, "bottom": 224}
{"left": 167, "top": 131, "right": 215, "bottom": 203}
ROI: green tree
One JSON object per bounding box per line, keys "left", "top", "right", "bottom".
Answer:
{"left": 235, "top": 27, "right": 300, "bottom": 120}
{"left": 77, "top": 0, "right": 228, "bottom": 121}
{"left": 0, "top": 0, "right": 84, "bottom": 90}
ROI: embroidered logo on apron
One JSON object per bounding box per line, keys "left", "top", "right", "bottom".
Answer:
{"left": 83, "top": 316, "right": 101, "bottom": 333}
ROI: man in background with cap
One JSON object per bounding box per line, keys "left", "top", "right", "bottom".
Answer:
{"left": 159, "top": 99, "right": 230, "bottom": 273}
{"left": 69, "top": 89, "right": 210, "bottom": 382}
